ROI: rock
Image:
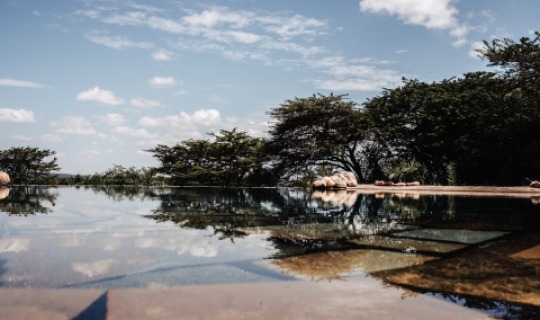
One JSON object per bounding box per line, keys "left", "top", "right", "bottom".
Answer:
{"left": 312, "top": 172, "right": 358, "bottom": 189}
{"left": 312, "top": 180, "right": 326, "bottom": 189}
{"left": 374, "top": 180, "right": 386, "bottom": 186}
{"left": 394, "top": 182, "right": 406, "bottom": 187}
{"left": 0, "top": 187, "right": 9, "bottom": 200}
{"left": 406, "top": 181, "right": 421, "bottom": 186}
{"left": 0, "top": 171, "right": 9, "bottom": 186}
{"left": 322, "top": 177, "right": 336, "bottom": 188}
{"left": 530, "top": 180, "right": 540, "bottom": 188}
{"left": 342, "top": 172, "right": 358, "bottom": 187}
{"left": 329, "top": 176, "right": 347, "bottom": 189}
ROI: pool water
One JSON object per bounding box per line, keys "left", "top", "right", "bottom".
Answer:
{"left": 0, "top": 186, "right": 539, "bottom": 318}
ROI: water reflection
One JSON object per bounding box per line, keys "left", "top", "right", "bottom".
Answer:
{"left": 0, "top": 186, "right": 58, "bottom": 215}
{"left": 0, "top": 186, "right": 538, "bottom": 318}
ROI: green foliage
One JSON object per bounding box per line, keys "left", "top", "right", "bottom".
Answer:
{"left": 0, "top": 147, "right": 60, "bottom": 184}
{"left": 267, "top": 93, "right": 377, "bottom": 183}
{"left": 147, "top": 128, "right": 277, "bottom": 186}
{"left": 56, "top": 165, "right": 156, "bottom": 186}
{"left": 386, "top": 159, "right": 427, "bottom": 183}
{"left": 366, "top": 32, "right": 540, "bottom": 185}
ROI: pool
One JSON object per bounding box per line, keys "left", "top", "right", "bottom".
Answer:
{"left": 0, "top": 186, "right": 539, "bottom": 319}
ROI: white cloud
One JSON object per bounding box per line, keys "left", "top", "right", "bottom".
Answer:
{"left": 139, "top": 109, "right": 221, "bottom": 128}
{"left": 85, "top": 32, "right": 153, "bottom": 50}
{"left": 359, "top": 0, "right": 468, "bottom": 46}
{"left": 152, "top": 50, "right": 172, "bottom": 61}
{"left": 469, "top": 41, "right": 486, "bottom": 59}
{"left": 130, "top": 97, "right": 163, "bottom": 108}
{"left": 308, "top": 56, "right": 403, "bottom": 92}
{"left": 41, "top": 134, "right": 63, "bottom": 142}
{"left": 182, "top": 8, "right": 252, "bottom": 28}
{"left": 96, "top": 113, "right": 126, "bottom": 125}
{"left": 51, "top": 116, "right": 96, "bottom": 135}
{"left": 148, "top": 76, "right": 177, "bottom": 88}
{"left": 76, "top": 86, "right": 125, "bottom": 106}
{"left": 0, "top": 78, "right": 46, "bottom": 88}
{"left": 192, "top": 109, "right": 221, "bottom": 126}
{"left": 257, "top": 14, "right": 328, "bottom": 40}
{"left": 0, "top": 108, "right": 36, "bottom": 123}
{"left": 148, "top": 16, "right": 187, "bottom": 33}
{"left": 113, "top": 126, "right": 158, "bottom": 139}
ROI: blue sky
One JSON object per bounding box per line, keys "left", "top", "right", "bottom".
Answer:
{"left": 1, "top": 0, "right": 539, "bottom": 174}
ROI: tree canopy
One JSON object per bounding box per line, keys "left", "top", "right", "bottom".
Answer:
{"left": 146, "top": 128, "right": 278, "bottom": 186}
{"left": 266, "top": 94, "right": 384, "bottom": 184}
{"left": 0, "top": 147, "right": 60, "bottom": 184}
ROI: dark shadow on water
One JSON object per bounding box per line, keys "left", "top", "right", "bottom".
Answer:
{"left": 72, "top": 290, "right": 108, "bottom": 320}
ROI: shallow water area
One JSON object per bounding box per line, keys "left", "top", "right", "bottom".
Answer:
{"left": 0, "top": 185, "right": 539, "bottom": 319}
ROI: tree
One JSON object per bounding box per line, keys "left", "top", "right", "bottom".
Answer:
{"left": 477, "top": 31, "right": 540, "bottom": 183}
{"left": 267, "top": 94, "right": 377, "bottom": 184}
{"left": 0, "top": 147, "right": 61, "bottom": 184}
{"left": 147, "top": 129, "right": 275, "bottom": 186}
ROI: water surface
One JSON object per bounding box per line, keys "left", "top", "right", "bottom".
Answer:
{"left": 0, "top": 186, "right": 539, "bottom": 318}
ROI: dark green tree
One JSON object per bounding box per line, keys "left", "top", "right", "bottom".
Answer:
{"left": 0, "top": 147, "right": 60, "bottom": 184}
{"left": 364, "top": 31, "right": 540, "bottom": 186}
{"left": 267, "top": 94, "right": 378, "bottom": 184}
{"left": 147, "top": 129, "right": 275, "bottom": 186}
{"left": 477, "top": 31, "right": 540, "bottom": 183}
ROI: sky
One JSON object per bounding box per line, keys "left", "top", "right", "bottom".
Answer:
{"left": 1, "top": 0, "right": 539, "bottom": 174}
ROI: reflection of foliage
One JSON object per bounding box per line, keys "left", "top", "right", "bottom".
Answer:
{"left": 386, "top": 159, "right": 427, "bottom": 183}
{"left": 0, "top": 186, "right": 58, "bottom": 215}
{"left": 146, "top": 188, "right": 288, "bottom": 231}
{"left": 81, "top": 185, "right": 159, "bottom": 202}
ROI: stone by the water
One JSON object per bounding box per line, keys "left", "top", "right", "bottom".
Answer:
{"left": 0, "top": 171, "right": 9, "bottom": 186}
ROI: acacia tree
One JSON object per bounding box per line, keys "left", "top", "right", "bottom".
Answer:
{"left": 267, "top": 94, "right": 381, "bottom": 184}
{"left": 147, "top": 128, "right": 275, "bottom": 186}
{"left": 0, "top": 147, "right": 60, "bottom": 184}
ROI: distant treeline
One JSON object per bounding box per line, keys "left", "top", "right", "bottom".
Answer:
{"left": 1, "top": 32, "right": 540, "bottom": 186}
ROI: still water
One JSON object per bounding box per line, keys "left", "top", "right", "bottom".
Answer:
{"left": 0, "top": 186, "right": 539, "bottom": 318}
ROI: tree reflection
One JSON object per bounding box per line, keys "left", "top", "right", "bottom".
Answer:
{"left": 79, "top": 185, "right": 159, "bottom": 202}
{"left": 0, "top": 186, "right": 58, "bottom": 216}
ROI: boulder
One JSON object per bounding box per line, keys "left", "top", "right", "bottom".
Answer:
{"left": 374, "top": 180, "right": 386, "bottom": 186}
{"left": 0, "top": 171, "right": 9, "bottom": 186}
{"left": 394, "top": 182, "right": 406, "bottom": 187}
{"left": 312, "top": 180, "right": 326, "bottom": 189}
{"left": 342, "top": 172, "right": 358, "bottom": 187}
{"left": 329, "top": 176, "right": 347, "bottom": 189}
{"left": 0, "top": 187, "right": 9, "bottom": 200}
{"left": 322, "top": 177, "right": 336, "bottom": 188}
{"left": 530, "top": 180, "right": 540, "bottom": 188}
{"left": 312, "top": 172, "right": 358, "bottom": 189}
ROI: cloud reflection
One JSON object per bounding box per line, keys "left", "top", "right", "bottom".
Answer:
{"left": 0, "top": 238, "right": 30, "bottom": 253}
{"left": 72, "top": 259, "right": 117, "bottom": 278}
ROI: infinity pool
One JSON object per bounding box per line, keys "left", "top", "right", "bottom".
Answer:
{"left": 0, "top": 186, "right": 538, "bottom": 319}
